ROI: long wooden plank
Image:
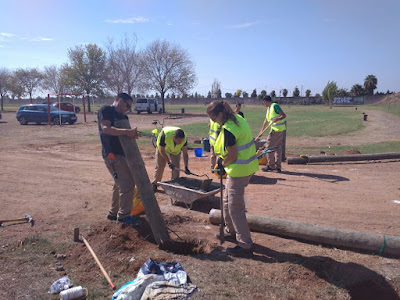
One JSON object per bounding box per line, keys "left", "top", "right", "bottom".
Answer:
{"left": 116, "top": 119, "right": 170, "bottom": 245}
{"left": 209, "top": 209, "right": 400, "bottom": 256}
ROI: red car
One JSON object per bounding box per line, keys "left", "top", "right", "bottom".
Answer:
{"left": 52, "top": 102, "right": 81, "bottom": 113}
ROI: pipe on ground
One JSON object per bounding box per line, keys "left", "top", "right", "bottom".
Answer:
{"left": 287, "top": 152, "right": 400, "bottom": 164}
{"left": 209, "top": 209, "right": 400, "bottom": 256}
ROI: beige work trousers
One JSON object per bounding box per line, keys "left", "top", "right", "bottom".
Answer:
{"left": 223, "top": 174, "right": 253, "bottom": 249}
{"left": 104, "top": 155, "right": 135, "bottom": 220}
{"left": 152, "top": 148, "right": 181, "bottom": 185}
{"left": 265, "top": 130, "right": 285, "bottom": 169}
{"left": 210, "top": 145, "right": 217, "bottom": 170}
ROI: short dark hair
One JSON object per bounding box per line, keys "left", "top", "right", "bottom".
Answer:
{"left": 263, "top": 96, "right": 272, "bottom": 102}
{"left": 174, "top": 129, "right": 185, "bottom": 139}
{"left": 116, "top": 93, "right": 132, "bottom": 102}
{"left": 236, "top": 103, "right": 242, "bottom": 107}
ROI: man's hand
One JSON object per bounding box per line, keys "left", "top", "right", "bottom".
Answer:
{"left": 126, "top": 127, "right": 139, "bottom": 139}
{"left": 184, "top": 166, "right": 191, "bottom": 175}
{"left": 168, "top": 162, "right": 175, "bottom": 170}
{"left": 272, "top": 117, "right": 279, "bottom": 123}
{"left": 217, "top": 157, "right": 224, "bottom": 168}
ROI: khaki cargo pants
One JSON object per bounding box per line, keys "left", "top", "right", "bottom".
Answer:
{"left": 223, "top": 174, "right": 253, "bottom": 249}
{"left": 152, "top": 148, "right": 181, "bottom": 185}
{"left": 265, "top": 130, "right": 285, "bottom": 169}
{"left": 104, "top": 155, "right": 135, "bottom": 220}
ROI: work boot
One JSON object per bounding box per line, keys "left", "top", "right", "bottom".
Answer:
{"left": 261, "top": 166, "right": 273, "bottom": 172}
{"left": 116, "top": 216, "right": 141, "bottom": 227}
{"left": 276, "top": 168, "right": 282, "bottom": 173}
{"left": 215, "top": 231, "right": 237, "bottom": 243}
{"left": 106, "top": 214, "right": 117, "bottom": 221}
{"left": 226, "top": 246, "right": 253, "bottom": 257}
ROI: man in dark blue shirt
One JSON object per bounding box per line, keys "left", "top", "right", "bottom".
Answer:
{"left": 98, "top": 93, "right": 140, "bottom": 226}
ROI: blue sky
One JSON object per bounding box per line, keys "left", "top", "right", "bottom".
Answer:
{"left": 1, "top": 0, "right": 399, "bottom": 96}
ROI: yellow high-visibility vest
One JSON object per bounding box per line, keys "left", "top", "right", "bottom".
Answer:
{"left": 157, "top": 126, "right": 186, "bottom": 155}
{"left": 214, "top": 115, "right": 259, "bottom": 177}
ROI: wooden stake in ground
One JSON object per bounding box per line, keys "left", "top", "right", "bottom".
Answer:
{"left": 287, "top": 152, "right": 400, "bottom": 164}
{"left": 115, "top": 119, "right": 170, "bottom": 246}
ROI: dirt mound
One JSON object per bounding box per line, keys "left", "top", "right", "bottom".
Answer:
{"left": 377, "top": 93, "right": 400, "bottom": 105}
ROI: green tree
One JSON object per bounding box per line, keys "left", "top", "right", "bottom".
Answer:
{"left": 62, "top": 43, "right": 107, "bottom": 112}
{"left": 322, "top": 81, "right": 338, "bottom": 107}
{"left": 225, "top": 92, "right": 232, "bottom": 98}
{"left": 0, "top": 68, "right": 11, "bottom": 111}
{"left": 42, "top": 65, "right": 64, "bottom": 95}
{"left": 242, "top": 91, "right": 248, "bottom": 98}
{"left": 364, "top": 74, "right": 377, "bottom": 95}
{"left": 270, "top": 90, "right": 276, "bottom": 97}
{"left": 292, "top": 86, "right": 300, "bottom": 97}
{"left": 207, "top": 91, "right": 212, "bottom": 98}
{"left": 282, "top": 89, "right": 288, "bottom": 97}
{"left": 260, "top": 90, "right": 267, "bottom": 98}
{"left": 14, "top": 68, "right": 43, "bottom": 103}
{"left": 234, "top": 89, "right": 242, "bottom": 97}
{"left": 217, "top": 88, "right": 222, "bottom": 98}
{"left": 305, "top": 89, "right": 311, "bottom": 97}
{"left": 142, "top": 39, "right": 197, "bottom": 113}
{"left": 105, "top": 34, "right": 144, "bottom": 96}
{"left": 350, "top": 84, "right": 365, "bottom": 96}
{"left": 251, "top": 89, "right": 257, "bottom": 98}
{"left": 337, "top": 88, "right": 349, "bottom": 97}
{"left": 211, "top": 79, "right": 221, "bottom": 98}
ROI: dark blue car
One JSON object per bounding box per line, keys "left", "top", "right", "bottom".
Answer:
{"left": 16, "top": 104, "right": 77, "bottom": 125}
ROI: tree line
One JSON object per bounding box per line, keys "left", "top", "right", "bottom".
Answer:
{"left": 0, "top": 36, "right": 197, "bottom": 112}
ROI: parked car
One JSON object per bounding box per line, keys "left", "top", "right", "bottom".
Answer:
{"left": 52, "top": 102, "right": 81, "bottom": 113}
{"left": 134, "top": 98, "right": 162, "bottom": 114}
{"left": 16, "top": 104, "right": 77, "bottom": 125}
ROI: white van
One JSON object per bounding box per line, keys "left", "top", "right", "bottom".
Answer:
{"left": 134, "top": 98, "right": 162, "bottom": 114}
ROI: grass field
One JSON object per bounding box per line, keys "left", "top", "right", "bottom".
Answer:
{"left": 3, "top": 102, "right": 400, "bottom": 154}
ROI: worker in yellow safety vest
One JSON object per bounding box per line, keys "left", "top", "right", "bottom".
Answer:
{"left": 208, "top": 119, "right": 221, "bottom": 171}
{"left": 207, "top": 100, "right": 259, "bottom": 257}
{"left": 255, "top": 96, "right": 286, "bottom": 172}
{"left": 152, "top": 126, "right": 190, "bottom": 192}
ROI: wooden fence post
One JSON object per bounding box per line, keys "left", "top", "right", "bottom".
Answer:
{"left": 116, "top": 119, "right": 170, "bottom": 246}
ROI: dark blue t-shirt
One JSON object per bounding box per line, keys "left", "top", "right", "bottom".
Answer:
{"left": 98, "top": 105, "right": 128, "bottom": 158}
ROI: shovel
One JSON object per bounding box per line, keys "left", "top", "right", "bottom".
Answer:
{"left": 175, "top": 167, "right": 213, "bottom": 192}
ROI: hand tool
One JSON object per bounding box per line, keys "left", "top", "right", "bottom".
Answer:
{"left": 255, "top": 121, "right": 273, "bottom": 140}
{"left": 257, "top": 146, "right": 277, "bottom": 159}
{"left": 0, "top": 214, "right": 34, "bottom": 227}
{"left": 80, "top": 233, "right": 116, "bottom": 290}
{"left": 218, "top": 167, "right": 225, "bottom": 244}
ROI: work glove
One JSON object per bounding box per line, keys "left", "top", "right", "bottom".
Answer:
{"left": 217, "top": 157, "right": 227, "bottom": 177}
{"left": 217, "top": 157, "right": 224, "bottom": 169}
{"left": 184, "top": 166, "right": 191, "bottom": 175}
{"left": 168, "top": 162, "right": 175, "bottom": 170}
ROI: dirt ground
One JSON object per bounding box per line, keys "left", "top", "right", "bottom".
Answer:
{"left": 1, "top": 108, "right": 400, "bottom": 300}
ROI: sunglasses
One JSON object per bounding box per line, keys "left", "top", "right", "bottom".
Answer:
{"left": 123, "top": 99, "right": 132, "bottom": 110}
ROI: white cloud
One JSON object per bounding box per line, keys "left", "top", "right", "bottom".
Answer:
{"left": 167, "top": 23, "right": 173, "bottom": 26}
{"left": 227, "top": 21, "right": 260, "bottom": 29}
{"left": 0, "top": 45, "right": 4, "bottom": 48}
{"left": 105, "top": 16, "right": 149, "bottom": 24}
{"left": 0, "top": 32, "right": 16, "bottom": 37}
{"left": 31, "top": 37, "right": 53, "bottom": 42}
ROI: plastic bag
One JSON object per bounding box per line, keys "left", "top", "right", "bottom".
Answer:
{"left": 48, "top": 276, "right": 73, "bottom": 294}
{"left": 112, "top": 274, "right": 162, "bottom": 300}
{"left": 138, "top": 258, "right": 187, "bottom": 285}
{"left": 131, "top": 186, "right": 145, "bottom": 216}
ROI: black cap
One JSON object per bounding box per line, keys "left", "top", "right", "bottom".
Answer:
{"left": 263, "top": 95, "right": 272, "bottom": 102}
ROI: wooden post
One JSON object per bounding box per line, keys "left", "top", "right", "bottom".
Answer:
{"left": 115, "top": 119, "right": 170, "bottom": 246}
{"left": 209, "top": 209, "right": 400, "bottom": 256}
{"left": 287, "top": 152, "right": 400, "bottom": 165}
